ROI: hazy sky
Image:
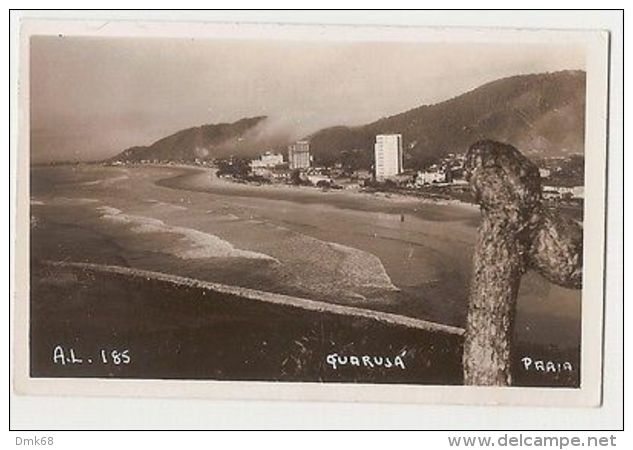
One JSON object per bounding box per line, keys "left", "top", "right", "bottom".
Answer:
{"left": 30, "top": 36, "right": 585, "bottom": 162}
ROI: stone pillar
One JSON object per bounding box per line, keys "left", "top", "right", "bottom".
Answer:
{"left": 463, "top": 140, "right": 583, "bottom": 386}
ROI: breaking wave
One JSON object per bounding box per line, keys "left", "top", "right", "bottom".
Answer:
{"left": 96, "top": 206, "right": 278, "bottom": 262}
{"left": 145, "top": 200, "right": 188, "bottom": 212}
{"left": 78, "top": 173, "right": 129, "bottom": 186}
{"left": 42, "top": 197, "right": 100, "bottom": 206}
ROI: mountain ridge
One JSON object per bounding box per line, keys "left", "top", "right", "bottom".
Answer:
{"left": 306, "top": 70, "right": 585, "bottom": 168}
{"left": 111, "top": 116, "right": 269, "bottom": 163}
{"left": 112, "top": 70, "right": 585, "bottom": 167}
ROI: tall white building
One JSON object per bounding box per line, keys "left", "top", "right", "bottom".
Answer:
{"left": 374, "top": 134, "right": 403, "bottom": 180}
{"left": 288, "top": 141, "right": 311, "bottom": 170}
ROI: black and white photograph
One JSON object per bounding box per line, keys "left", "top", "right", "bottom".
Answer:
{"left": 13, "top": 18, "right": 612, "bottom": 408}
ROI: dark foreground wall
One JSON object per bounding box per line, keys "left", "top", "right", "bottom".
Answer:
{"left": 29, "top": 263, "right": 578, "bottom": 387}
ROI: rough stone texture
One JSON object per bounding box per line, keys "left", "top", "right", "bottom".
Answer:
{"left": 530, "top": 210, "right": 583, "bottom": 289}
{"left": 463, "top": 140, "right": 583, "bottom": 386}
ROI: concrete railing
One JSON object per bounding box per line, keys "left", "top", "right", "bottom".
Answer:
{"left": 42, "top": 260, "right": 464, "bottom": 336}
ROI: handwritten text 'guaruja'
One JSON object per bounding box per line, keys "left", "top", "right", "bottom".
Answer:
{"left": 326, "top": 352, "right": 406, "bottom": 370}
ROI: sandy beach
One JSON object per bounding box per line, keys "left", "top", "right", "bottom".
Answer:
{"left": 158, "top": 165, "right": 481, "bottom": 222}
{"left": 28, "top": 164, "right": 582, "bottom": 386}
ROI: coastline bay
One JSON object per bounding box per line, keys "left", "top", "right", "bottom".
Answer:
{"left": 30, "top": 164, "right": 581, "bottom": 352}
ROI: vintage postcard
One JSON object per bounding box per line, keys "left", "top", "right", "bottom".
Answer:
{"left": 13, "top": 19, "right": 610, "bottom": 406}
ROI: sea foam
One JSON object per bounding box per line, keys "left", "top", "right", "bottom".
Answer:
{"left": 97, "top": 206, "right": 277, "bottom": 262}
{"left": 50, "top": 197, "right": 100, "bottom": 205}
{"left": 267, "top": 223, "right": 399, "bottom": 298}
{"left": 328, "top": 242, "right": 399, "bottom": 292}
{"left": 79, "top": 173, "right": 130, "bottom": 186}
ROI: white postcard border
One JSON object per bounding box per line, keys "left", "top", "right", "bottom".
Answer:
{"left": 12, "top": 18, "right": 610, "bottom": 408}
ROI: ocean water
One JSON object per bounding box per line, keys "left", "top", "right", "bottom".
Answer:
{"left": 30, "top": 165, "right": 581, "bottom": 348}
